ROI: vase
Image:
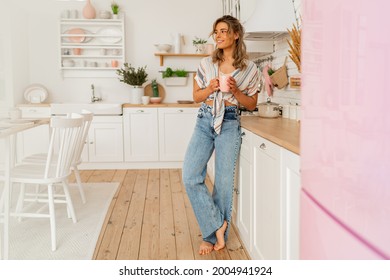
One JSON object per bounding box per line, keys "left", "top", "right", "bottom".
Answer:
{"left": 82, "top": 0, "right": 96, "bottom": 19}
{"left": 130, "top": 86, "right": 144, "bottom": 104}
{"left": 194, "top": 44, "right": 205, "bottom": 54}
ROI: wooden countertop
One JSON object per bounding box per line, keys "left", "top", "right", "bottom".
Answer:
{"left": 123, "top": 103, "right": 200, "bottom": 108}
{"left": 241, "top": 116, "right": 300, "bottom": 155}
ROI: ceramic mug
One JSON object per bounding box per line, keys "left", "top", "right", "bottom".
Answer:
{"left": 219, "top": 74, "right": 230, "bottom": 93}
{"left": 141, "top": 96, "right": 150, "bottom": 105}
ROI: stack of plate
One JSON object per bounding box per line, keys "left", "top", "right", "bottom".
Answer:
{"left": 24, "top": 84, "right": 49, "bottom": 104}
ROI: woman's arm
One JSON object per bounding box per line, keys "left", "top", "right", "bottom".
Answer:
{"left": 193, "top": 77, "right": 219, "bottom": 103}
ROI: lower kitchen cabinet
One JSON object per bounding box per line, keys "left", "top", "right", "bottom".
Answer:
{"left": 234, "top": 129, "right": 301, "bottom": 260}
{"left": 158, "top": 107, "right": 198, "bottom": 161}
{"left": 236, "top": 128, "right": 253, "bottom": 253}
{"left": 252, "top": 134, "right": 281, "bottom": 260}
{"left": 17, "top": 106, "right": 51, "bottom": 162}
{"left": 83, "top": 116, "right": 124, "bottom": 162}
{"left": 123, "top": 108, "right": 159, "bottom": 162}
{"left": 281, "top": 148, "right": 301, "bottom": 260}
{"left": 123, "top": 107, "right": 197, "bottom": 163}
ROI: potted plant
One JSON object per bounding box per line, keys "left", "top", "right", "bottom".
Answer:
{"left": 192, "top": 37, "right": 208, "bottom": 54}
{"left": 162, "top": 67, "right": 189, "bottom": 86}
{"left": 117, "top": 63, "right": 148, "bottom": 104}
{"left": 111, "top": 1, "right": 119, "bottom": 19}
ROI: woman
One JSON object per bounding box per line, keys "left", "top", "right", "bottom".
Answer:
{"left": 182, "top": 15, "right": 259, "bottom": 255}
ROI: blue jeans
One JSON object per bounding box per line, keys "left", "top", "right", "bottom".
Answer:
{"left": 182, "top": 103, "right": 241, "bottom": 244}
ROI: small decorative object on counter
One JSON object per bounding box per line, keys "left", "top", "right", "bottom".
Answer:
{"left": 151, "top": 79, "right": 159, "bottom": 97}
{"left": 116, "top": 63, "right": 148, "bottom": 104}
{"left": 82, "top": 0, "right": 96, "bottom": 19}
{"left": 111, "top": 2, "right": 119, "bottom": 19}
{"left": 192, "top": 37, "right": 208, "bottom": 54}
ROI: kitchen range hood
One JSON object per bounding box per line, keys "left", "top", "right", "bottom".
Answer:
{"left": 244, "top": 0, "right": 296, "bottom": 41}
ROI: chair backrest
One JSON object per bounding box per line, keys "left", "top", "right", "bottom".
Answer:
{"left": 44, "top": 114, "right": 83, "bottom": 179}
{"left": 71, "top": 110, "right": 93, "bottom": 165}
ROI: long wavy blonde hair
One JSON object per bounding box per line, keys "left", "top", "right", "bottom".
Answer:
{"left": 210, "top": 15, "right": 248, "bottom": 70}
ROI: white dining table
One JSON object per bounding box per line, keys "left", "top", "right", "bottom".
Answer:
{"left": 0, "top": 118, "right": 50, "bottom": 259}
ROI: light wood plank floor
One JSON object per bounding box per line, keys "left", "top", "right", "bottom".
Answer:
{"left": 69, "top": 169, "right": 249, "bottom": 260}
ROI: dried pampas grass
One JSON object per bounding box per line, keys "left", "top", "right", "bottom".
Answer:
{"left": 287, "top": 24, "right": 301, "bottom": 72}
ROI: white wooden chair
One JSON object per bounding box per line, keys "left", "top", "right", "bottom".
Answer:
{"left": 20, "top": 110, "right": 93, "bottom": 203}
{"left": 0, "top": 114, "right": 84, "bottom": 251}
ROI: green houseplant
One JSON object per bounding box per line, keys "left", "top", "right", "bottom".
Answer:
{"left": 192, "top": 37, "right": 208, "bottom": 54}
{"left": 162, "top": 67, "right": 189, "bottom": 86}
{"left": 117, "top": 63, "right": 148, "bottom": 103}
{"left": 111, "top": 2, "right": 119, "bottom": 18}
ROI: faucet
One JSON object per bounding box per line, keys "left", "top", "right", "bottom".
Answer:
{"left": 90, "top": 84, "right": 102, "bottom": 103}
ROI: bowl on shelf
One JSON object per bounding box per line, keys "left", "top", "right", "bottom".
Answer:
{"left": 150, "top": 97, "right": 163, "bottom": 104}
{"left": 154, "top": 44, "right": 172, "bottom": 53}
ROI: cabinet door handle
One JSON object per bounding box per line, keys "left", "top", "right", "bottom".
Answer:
{"left": 178, "top": 109, "right": 184, "bottom": 113}
{"left": 136, "top": 110, "right": 144, "bottom": 113}
{"left": 241, "top": 132, "right": 246, "bottom": 137}
{"left": 259, "top": 143, "right": 266, "bottom": 150}
{"left": 89, "top": 141, "right": 94, "bottom": 144}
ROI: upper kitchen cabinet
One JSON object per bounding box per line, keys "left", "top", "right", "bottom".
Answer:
{"left": 59, "top": 18, "right": 125, "bottom": 78}
{"left": 243, "top": 0, "right": 298, "bottom": 41}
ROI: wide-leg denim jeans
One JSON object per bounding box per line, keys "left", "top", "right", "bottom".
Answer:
{"left": 182, "top": 103, "right": 241, "bottom": 244}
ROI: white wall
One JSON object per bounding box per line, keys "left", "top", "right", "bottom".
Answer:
{"left": 5, "top": 0, "right": 222, "bottom": 104}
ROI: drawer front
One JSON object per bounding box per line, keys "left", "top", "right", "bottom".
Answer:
{"left": 252, "top": 134, "right": 280, "bottom": 159}
{"left": 20, "top": 107, "right": 51, "bottom": 118}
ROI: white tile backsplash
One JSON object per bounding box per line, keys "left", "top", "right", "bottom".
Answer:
{"left": 252, "top": 36, "right": 301, "bottom": 106}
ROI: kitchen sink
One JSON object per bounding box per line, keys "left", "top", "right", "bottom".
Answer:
{"left": 50, "top": 103, "right": 123, "bottom": 116}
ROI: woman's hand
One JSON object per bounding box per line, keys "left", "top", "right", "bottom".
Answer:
{"left": 207, "top": 78, "right": 220, "bottom": 93}
{"left": 227, "top": 76, "right": 239, "bottom": 95}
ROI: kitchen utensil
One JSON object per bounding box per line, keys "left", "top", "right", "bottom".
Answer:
{"left": 177, "top": 100, "right": 194, "bottom": 104}
{"left": 257, "top": 98, "right": 281, "bottom": 118}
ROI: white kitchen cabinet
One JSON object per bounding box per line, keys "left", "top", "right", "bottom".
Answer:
{"left": 123, "top": 108, "right": 159, "bottom": 162}
{"left": 59, "top": 18, "right": 125, "bottom": 77}
{"left": 17, "top": 106, "right": 51, "bottom": 162}
{"left": 252, "top": 134, "right": 281, "bottom": 260}
{"left": 235, "top": 128, "right": 253, "bottom": 252}
{"left": 83, "top": 116, "right": 123, "bottom": 162}
{"left": 158, "top": 107, "right": 197, "bottom": 161}
{"left": 281, "top": 148, "right": 301, "bottom": 260}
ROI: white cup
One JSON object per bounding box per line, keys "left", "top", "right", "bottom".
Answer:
{"left": 141, "top": 96, "right": 150, "bottom": 105}
{"left": 282, "top": 105, "right": 290, "bottom": 118}
{"left": 9, "top": 108, "right": 21, "bottom": 120}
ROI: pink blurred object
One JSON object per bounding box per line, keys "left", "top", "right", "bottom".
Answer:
{"left": 262, "top": 65, "right": 274, "bottom": 97}
{"left": 300, "top": 0, "right": 390, "bottom": 259}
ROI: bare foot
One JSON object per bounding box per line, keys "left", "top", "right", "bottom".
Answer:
{"left": 199, "top": 241, "right": 214, "bottom": 255}
{"left": 214, "top": 220, "right": 228, "bottom": 251}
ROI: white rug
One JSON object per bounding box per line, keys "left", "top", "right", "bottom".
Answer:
{"left": 4, "top": 182, "right": 119, "bottom": 260}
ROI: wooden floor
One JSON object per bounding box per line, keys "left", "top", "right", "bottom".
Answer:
{"left": 69, "top": 169, "right": 249, "bottom": 260}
